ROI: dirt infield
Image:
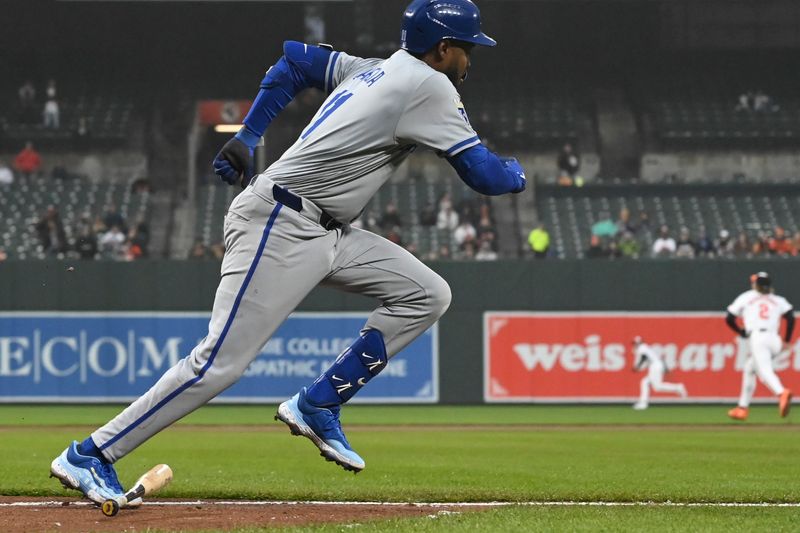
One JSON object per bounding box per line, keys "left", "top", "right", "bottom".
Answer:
{"left": 0, "top": 497, "right": 474, "bottom": 533}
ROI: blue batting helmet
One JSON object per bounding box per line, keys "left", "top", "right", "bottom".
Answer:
{"left": 400, "top": 0, "right": 497, "bottom": 54}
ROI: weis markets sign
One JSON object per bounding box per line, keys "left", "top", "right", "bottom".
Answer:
{"left": 484, "top": 312, "right": 800, "bottom": 402}
{"left": 0, "top": 312, "right": 437, "bottom": 403}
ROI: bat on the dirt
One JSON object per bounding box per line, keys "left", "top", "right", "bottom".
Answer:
{"left": 101, "top": 464, "right": 173, "bottom": 517}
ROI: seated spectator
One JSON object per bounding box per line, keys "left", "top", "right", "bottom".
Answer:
{"left": 385, "top": 228, "right": 403, "bottom": 246}
{"left": 753, "top": 90, "right": 778, "bottom": 112}
{"left": 715, "top": 229, "right": 735, "bottom": 258}
{"left": 127, "top": 224, "right": 149, "bottom": 260}
{"left": 652, "top": 225, "right": 676, "bottom": 257}
{"left": 607, "top": 240, "right": 622, "bottom": 260}
{"left": 189, "top": 242, "right": 210, "bottom": 260}
{"left": 586, "top": 235, "right": 606, "bottom": 259}
{"left": 404, "top": 243, "right": 419, "bottom": 258}
{"left": 591, "top": 212, "right": 618, "bottom": 239}
{"left": 751, "top": 231, "right": 768, "bottom": 256}
{"left": 436, "top": 205, "right": 459, "bottom": 231}
{"left": 735, "top": 91, "right": 753, "bottom": 112}
{"left": 637, "top": 211, "right": 651, "bottom": 231}
{"left": 131, "top": 178, "right": 152, "bottom": 194}
{"left": 793, "top": 231, "right": 800, "bottom": 255}
{"left": 209, "top": 243, "right": 225, "bottom": 259}
{"left": 437, "top": 245, "right": 451, "bottom": 260}
{"left": 616, "top": 207, "right": 636, "bottom": 234}
{"left": 476, "top": 215, "right": 497, "bottom": 250}
{"left": 460, "top": 240, "right": 476, "bottom": 260}
{"left": 733, "top": 232, "right": 751, "bottom": 258}
{"left": 527, "top": 223, "right": 550, "bottom": 259}
{"left": 380, "top": 202, "right": 403, "bottom": 229}
{"left": 437, "top": 192, "right": 453, "bottom": 212}
{"left": 34, "top": 206, "right": 67, "bottom": 255}
{"left": 618, "top": 232, "right": 640, "bottom": 259}
{"left": 696, "top": 229, "right": 716, "bottom": 258}
{"left": 0, "top": 247, "right": 7, "bottom": 262}
{"left": 92, "top": 214, "right": 108, "bottom": 235}
{"left": 675, "top": 227, "right": 696, "bottom": 259}
{"left": 99, "top": 225, "right": 127, "bottom": 260}
{"left": 475, "top": 240, "right": 497, "bottom": 261}
{"left": 74, "top": 227, "right": 98, "bottom": 260}
{"left": 768, "top": 226, "right": 796, "bottom": 256}
{"left": 453, "top": 219, "right": 477, "bottom": 248}
{"left": 13, "top": 141, "right": 42, "bottom": 179}
{"left": 0, "top": 160, "right": 14, "bottom": 186}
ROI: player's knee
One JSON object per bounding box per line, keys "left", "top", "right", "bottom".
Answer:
{"left": 425, "top": 276, "right": 452, "bottom": 319}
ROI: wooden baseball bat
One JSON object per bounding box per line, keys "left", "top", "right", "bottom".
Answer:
{"left": 101, "top": 464, "right": 173, "bottom": 517}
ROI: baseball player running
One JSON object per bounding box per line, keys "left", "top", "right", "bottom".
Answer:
{"left": 725, "top": 272, "right": 794, "bottom": 421}
{"left": 631, "top": 336, "right": 687, "bottom": 410}
{"left": 50, "top": 0, "right": 526, "bottom": 503}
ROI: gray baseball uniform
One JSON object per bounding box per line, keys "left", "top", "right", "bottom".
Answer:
{"left": 92, "top": 49, "right": 476, "bottom": 461}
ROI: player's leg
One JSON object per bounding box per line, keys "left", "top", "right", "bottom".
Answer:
{"left": 53, "top": 192, "right": 335, "bottom": 499}
{"left": 634, "top": 377, "right": 650, "bottom": 409}
{"left": 729, "top": 357, "right": 756, "bottom": 420}
{"left": 649, "top": 366, "right": 687, "bottom": 398}
{"left": 750, "top": 334, "right": 792, "bottom": 416}
{"left": 276, "top": 227, "right": 450, "bottom": 471}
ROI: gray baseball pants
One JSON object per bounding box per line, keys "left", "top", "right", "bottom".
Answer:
{"left": 92, "top": 182, "right": 451, "bottom": 462}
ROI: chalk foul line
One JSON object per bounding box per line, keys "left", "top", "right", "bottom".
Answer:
{"left": 2, "top": 500, "right": 799, "bottom": 508}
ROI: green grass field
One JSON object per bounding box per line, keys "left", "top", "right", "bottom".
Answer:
{"left": 1, "top": 404, "right": 797, "bottom": 531}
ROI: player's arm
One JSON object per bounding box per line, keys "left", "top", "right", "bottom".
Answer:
{"left": 782, "top": 308, "right": 795, "bottom": 343}
{"left": 725, "top": 312, "right": 748, "bottom": 338}
{"left": 446, "top": 144, "right": 526, "bottom": 195}
{"left": 213, "top": 41, "right": 334, "bottom": 186}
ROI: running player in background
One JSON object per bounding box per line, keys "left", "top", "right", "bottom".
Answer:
{"left": 631, "top": 336, "right": 687, "bottom": 410}
{"left": 725, "top": 271, "right": 794, "bottom": 421}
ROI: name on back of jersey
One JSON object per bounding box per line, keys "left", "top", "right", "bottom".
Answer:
{"left": 353, "top": 68, "right": 386, "bottom": 87}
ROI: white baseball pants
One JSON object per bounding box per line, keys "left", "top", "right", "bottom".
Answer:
{"left": 738, "top": 331, "right": 785, "bottom": 408}
{"left": 638, "top": 361, "right": 685, "bottom": 406}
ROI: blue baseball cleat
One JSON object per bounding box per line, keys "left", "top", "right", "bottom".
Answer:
{"left": 275, "top": 388, "right": 365, "bottom": 473}
{"left": 50, "top": 441, "right": 127, "bottom": 505}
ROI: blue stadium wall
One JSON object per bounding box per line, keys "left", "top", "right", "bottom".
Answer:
{"left": 0, "top": 260, "right": 796, "bottom": 404}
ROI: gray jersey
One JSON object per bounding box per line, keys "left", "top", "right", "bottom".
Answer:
{"left": 254, "top": 49, "right": 480, "bottom": 222}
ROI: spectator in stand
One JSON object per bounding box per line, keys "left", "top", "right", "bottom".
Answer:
{"left": 637, "top": 211, "right": 651, "bottom": 231}
{"left": 475, "top": 240, "right": 497, "bottom": 261}
{"left": 18, "top": 81, "right": 36, "bottom": 123}
{"left": 0, "top": 247, "right": 7, "bottom": 262}
{"left": 696, "top": 228, "right": 716, "bottom": 257}
{"left": 751, "top": 231, "right": 769, "bottom": 256}
{"left": 753, "top": 90, "right": 777, "bottom": 113}
{"left": 74, "top": 226, "right": 98, "bottom": 260}
{"left": 453, "top": 218, "right": 476, "bottom": 248}
{"left": 768, "top": 226, "right": 796, "bottom": 256}
{"left": 528, "top": 222, "right": 550, "bottom": 259}
{"left": 735, "top": 91, "right": 753, "bottom": 112}
{"left": 13, "top": 141, "right": 42, "bottom": 180}
{"left": 102, "top": 203, "right": 126, "bottom": 232}
{"left": 46, "top": 79, "right": 57, "bottom": 100}
{"left": 607, "top": 240, "right": 622, "bottom": 260}
{"left": 99, "top": 225, "right": 127, "bottom": 260}
{"left": 126, "top": 224, "right": 149, "bottom": 260}
{"left": 733, "top": 232, "right": 751, "bottom": 258}
{"left": 675, "top": 227, "right": 696, "bottom": 259}
{"left": 716, "top": 229, "right": 735, "bottom": 258}
{"left": 476, "top": 213, "right": 497, "bottom": 250}
{"left": 652, "top": 225, "right": 676, "bottom": 257}
{"left": 618, "top": 231, "right": 640, "bottom": 259}
{"left": 379, "top": 201, "right": 403, "bottom": 229}
{"left": 43, "top": 98, "right": 60, "bottom": 129}
{"left": 556, "top": 143, "right": 580, "bottom": 186}
{"left": 586, "top": 235, "right": 605, "bottom": 259}
{"left": 616, "top": 207, "right": 636, "bottom": 234}
{"left": 437, "top": 245, "right": 451, "bottom": 260}
{"left": 189, "top": 242, "right": 210, "bottom": 260}
{"left": 210, "top": 243, "right": 225, "bottom": 260}
{"left": 437, "top": 192, "right": 453, "bottom": 212}
{"left": 436, "top": 205, "right": 458, "bottom": 231}
{"left": 34, "top": 206, "right": 68, "bottom": 255}
{"left": 404, "top": 243, "right": 419, "bottom": 258}
{"left": 460, "top": 240, "right": 476, "bottom": 260}
{"left": 0, "top": 160, "right": 14, "bottom": 186}
{"left": 92, "top": 214, "right": 108, "bottom": 235}
{"left": 385, "top": 227, "right": 403, "bottom": 246}
{"left": 591, "top": 212, "right": 618, "bottom": 239}
{"left": 793, "top": 231, "right": 800, "bottom": 255}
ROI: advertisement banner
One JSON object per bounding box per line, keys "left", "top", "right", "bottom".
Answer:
{"left": 484, "top": 312, "right": 800, "bottom": 402}
{"left": 0, "top": 312, "right": 437, "bottom": 403}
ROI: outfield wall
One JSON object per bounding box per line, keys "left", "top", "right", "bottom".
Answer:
{"left": 1, "top": 260, "right": 798, "bottom": 404}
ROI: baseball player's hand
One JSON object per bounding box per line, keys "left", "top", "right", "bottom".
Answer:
{"left": 500, "top": 157, "right": 526, "bottom": 193}
{"left": 213, "top": 137, "right": 254, "bottom": 187}
{"left": 740, "top": 330, "right": 750, "bottom": 339}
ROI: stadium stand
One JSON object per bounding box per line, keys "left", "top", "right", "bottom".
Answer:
{"left": 0, "top": 174, "right": 151, "bottom": 260}
{"left": 535, "top": 183, "right": 800, "bottom": 259}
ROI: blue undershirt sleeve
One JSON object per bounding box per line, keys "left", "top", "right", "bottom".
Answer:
{"left": 236, "top": 41, "right": 333, "bottom": 147}
{"left": 446, "top": 143, "right": 526, "bottom": 195}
